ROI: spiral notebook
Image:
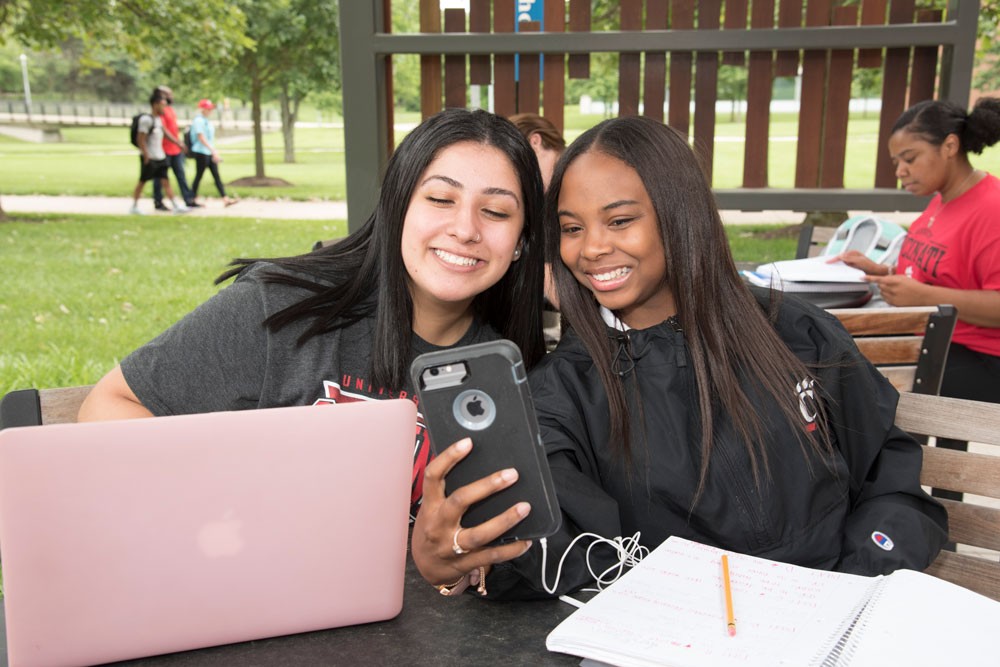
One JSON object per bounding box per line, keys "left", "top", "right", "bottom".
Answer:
{"left": 546, "top": 537, "right": 1000, "bottom": 667}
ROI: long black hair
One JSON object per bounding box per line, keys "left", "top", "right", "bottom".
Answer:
{"left": 220, "top": 108, "right": 546, "bottom": 391}
{"left": 893, "top": 97, "right": 1000, "bottom": 155}
{"left": 547, "top": 116, "right": 832, "bottom": 496}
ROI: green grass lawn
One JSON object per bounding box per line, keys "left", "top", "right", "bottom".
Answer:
{"left": 0, "top": 212, "right": 791, "bottom": 395}
{"left": 0, "top": 126, "right": 348, "bottom": 200}
{"left": 5, "top": 110, "right": 998, "bottom": 201}
{"left": 1, "top": 213, "right": 346, "bottom": 394}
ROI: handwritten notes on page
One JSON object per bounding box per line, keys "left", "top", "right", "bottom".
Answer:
{"left": 546, "top": 537, "right": 876, "bottom": 667}
{"left": 547, "top": 537, "right": 1000, "bottom": 667}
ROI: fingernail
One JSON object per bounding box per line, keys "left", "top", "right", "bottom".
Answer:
{"left": 456, "top": 438, "right": 472, "bottom": 452}
{"left": 523, "top": 540, "right": 533, "bottom": 550}
{"left": 515, "top": 502, "right": 531, "bottom": 516}
{"left": 500, "top": 468, "right": 518, "bottom": 482}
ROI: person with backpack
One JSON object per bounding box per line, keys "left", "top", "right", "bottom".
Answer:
{"left": 130, "top": 91, "right": 189, "bottom": 215}
{"left": 189, "top": 99, "right": 237, "bottom": 207}
{"left": 151, "top": 85, "right": 198, "bottom": 211}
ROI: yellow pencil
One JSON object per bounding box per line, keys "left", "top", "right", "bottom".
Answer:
{"left": 722, "top": 554, "right": 736, "bottom": 637}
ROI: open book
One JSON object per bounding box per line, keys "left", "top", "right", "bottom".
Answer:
{"left": 546, "top": 537, "right": 1000, "bottom": 667}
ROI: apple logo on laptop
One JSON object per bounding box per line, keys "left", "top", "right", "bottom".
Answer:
{"left": 197, "top": 511, "right": 245, "bottom": 558}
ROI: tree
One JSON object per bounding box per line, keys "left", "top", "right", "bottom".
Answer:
{"left": 223, "top": 0, "right": 339, "bottom": 178}
{"left": 0, "top": 0, "right": 248, "bottom": 220}
{"left": 975, "top": 0, "right": 1000, "bottom": 91}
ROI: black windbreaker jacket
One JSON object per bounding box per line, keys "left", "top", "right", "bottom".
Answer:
{"left": 487, "top": 294, "right": 948, "bottom": 600}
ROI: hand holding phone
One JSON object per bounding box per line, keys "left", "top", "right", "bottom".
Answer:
{"left": 411, "top": 340, "right": 561, "bottom": 545}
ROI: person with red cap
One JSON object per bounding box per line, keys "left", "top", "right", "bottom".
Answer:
{"left": 190, "top": 98, "right": 237, "bottom": 207}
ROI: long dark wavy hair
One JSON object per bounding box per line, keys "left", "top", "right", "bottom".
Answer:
{"left": 892, "top": 96, "right": 1000, "bottom": 155}
{"left": 220, "top": 108, "right": 546, "bottom": 391}
{"left": 547, "top": 116, "right": 832, "bottom": 496}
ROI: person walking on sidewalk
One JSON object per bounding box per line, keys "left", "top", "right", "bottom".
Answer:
{"left": 152, "top": 85, "right": 197, "bottom": 210}
{"left": 190, "top": 99, "right": 237, "bottom": 207}
{"left": 130, "top": 91, "right": 189, "bottom": 215}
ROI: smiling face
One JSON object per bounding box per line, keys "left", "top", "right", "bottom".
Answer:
{"left": 557, "top": 150, "right": 675, "bottom": 330}
{"left": 888, "top": 129, "right": 956, "bottom": 197}
{"left": 401, "top": 141, "right": 524, "bottom": 332}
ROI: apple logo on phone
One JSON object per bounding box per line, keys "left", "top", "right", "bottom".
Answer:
{"left": 197, "top": 510, "right": 245, "bottom": 558}
{"left": 467, "top": 395, "right": 486, "bottom": 417}
{"left": 454, "top": 389, "right": 496, "bottom": 431}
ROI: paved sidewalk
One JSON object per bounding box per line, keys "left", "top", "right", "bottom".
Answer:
{"left": 3, "top": 195, "right": 347, "bottom": 220}
{"left": 3, "top": 194, "right": 917, "bottom": 226}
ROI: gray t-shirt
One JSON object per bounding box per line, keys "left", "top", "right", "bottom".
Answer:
{"left": 137, "top": 113, "right": 165, "bottom": 161}
{"left": 121, "top": 262, "right": 500, "bottom": 515}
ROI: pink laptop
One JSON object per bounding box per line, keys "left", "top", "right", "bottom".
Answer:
{"left": 0, "top": 400, "right": 417, "bottom": 667}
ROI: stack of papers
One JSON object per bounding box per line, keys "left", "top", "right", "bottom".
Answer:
{"left": 742, "top": 257, "right": 873, "bottom": 308}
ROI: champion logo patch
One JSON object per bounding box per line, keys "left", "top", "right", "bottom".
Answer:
{"left": 871, "top": 531, "right": 894, "bottom": 551}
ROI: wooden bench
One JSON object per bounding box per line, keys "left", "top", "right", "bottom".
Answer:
{"left": 827, "top": 305, "right": 957, "bottom": 395}
{"left": 896, "top": 391, "right": 1000, "bottom": 602}
{"left": 795, "top": 223, "right": 837, "bottom": 259}
{"left": 0, "top": 385, "right": 94, "bottom": 429}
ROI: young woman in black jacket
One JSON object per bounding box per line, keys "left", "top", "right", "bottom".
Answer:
{"left": 412, "top": 115, "right": 947, "bottom": 599}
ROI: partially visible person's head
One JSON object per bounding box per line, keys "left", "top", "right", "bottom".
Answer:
{"left": 547, "top": 115, "right": 730, "bottom": 329}
{"left": 198, "top": 99, "right": 216, "bottom": 116}
{"left": 889, "top": 98, "right": 1000, "bottom": 197}
{"left": 149, "top": 91, "right": 169, "bottom": 114}
{"left": 509, "top": 112, "right": 566, "bottom": 190}
{"left": 154, "top": 85, "right": 174, "bottom": 104}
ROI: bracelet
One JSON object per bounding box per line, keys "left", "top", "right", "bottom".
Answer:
{"left": 436, "top": 574, "right": 471, "bottom": 596}
{"left": 435, "top": 566, "right": 488, "bottom": 597}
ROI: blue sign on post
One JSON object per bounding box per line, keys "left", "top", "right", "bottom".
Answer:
{"left": 515, "top": 0, "right": 544, "bottom": 81}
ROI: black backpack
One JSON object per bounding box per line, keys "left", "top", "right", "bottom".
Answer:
{"left": 129, "top": 113, "right": 151, "bottom": 147}
{"left": 183, "top": 126, "right": 194, "bottom": 153}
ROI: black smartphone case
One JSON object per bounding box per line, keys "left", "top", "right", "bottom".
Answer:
{"left": 410, "top": 340, "right": 561, "bottom": 544}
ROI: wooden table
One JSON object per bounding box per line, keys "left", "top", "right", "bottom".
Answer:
{"left": 0, "top": 558, "right": 581, "bottom": 666}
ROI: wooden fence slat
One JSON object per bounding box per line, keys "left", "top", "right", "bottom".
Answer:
{"left": 444, "top": 9, "right": 467, "bottom": 109}
{"left": 794, "top": 0, "right": 831, "bottom": 188}
{"left": 542, "top": 0, "right": 566, "bottom": 131}
{"left": 469, "top": 0, "right": 491, "bottom": 85}
{"left": 419, "top": 0, "right": 442, "bottom": 119}
{"left": 567, "top": 0, "right": 590, "bottom": 79}
{"left": 643, "top": 0, "right": 669, "bottom": 122}
{"left": 775, "top": 0, "right": 803, "bottom": 77}
{"left": 694, "top": 0, "right": 722, "bottom": 180}
{"left": 743, "top": 0, "right": 776, "bottom": 188}
{"left": 722, "top": 0, "right": 748, "bottom": 66}
{"left": 909, "top": 9, "right": 942, "bottom": 105}
{"left": 820, "top": 5, "right": 857, "bottom": 188}
{"left": 518, "top": 21, "right": 541, "bottom": 114}
{"left": 494, "top": 0, "right": 517, "bottom": 118}
{"left": 668, "top": 0, "right": 694, "bottom": 134}
{"left": 619, "top": 0, "right": 643, "bottom": 117}
{"left": 874, "top": 0, "right": 916, "bottom": 188}
{"left": 858, "top": 0, "right": 888, "bottom": 68}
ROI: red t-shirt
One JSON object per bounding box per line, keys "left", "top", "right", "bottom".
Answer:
{"left": 161, "top": 106, "right": 182, "bottom": 157}
{"left": 896, "top": 173, "right": 1000, "bottom": 357}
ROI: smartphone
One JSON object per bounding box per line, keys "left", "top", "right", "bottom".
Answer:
{"left": 411, "top": 340, "right": 561, "bottom": 544}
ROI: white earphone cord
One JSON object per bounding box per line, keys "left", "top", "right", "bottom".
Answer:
{"left": 539, "top": 531, "right": 649, "bottom": 601}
